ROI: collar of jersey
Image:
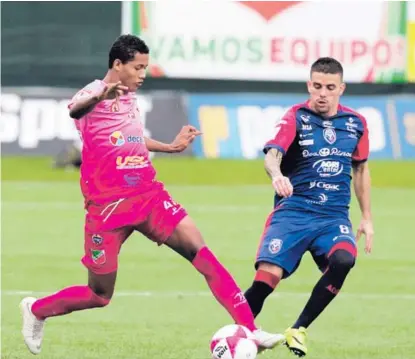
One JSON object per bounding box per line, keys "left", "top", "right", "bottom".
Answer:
{"left": 299, "top": 100, "right": 356, "bottom": 120}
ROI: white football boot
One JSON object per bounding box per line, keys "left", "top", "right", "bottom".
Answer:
{"left": 253, "top": 328, "right": 286, "bottom": 353}
{"left": 20, "top": 297, "right": 45, "bottom": 355}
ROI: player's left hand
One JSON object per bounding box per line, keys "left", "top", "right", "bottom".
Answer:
{"left": 356, "top": 218, "right": 374, "bottom": 254}
{"left": 170, "top": 125, "right": 202, "bottom": 152}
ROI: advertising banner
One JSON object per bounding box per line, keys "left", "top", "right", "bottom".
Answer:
{"left": 123, "top": 1, "right": 408, "bottom": 83}
{"left": 188, "top": 94, "right": 415, "bottom": 160}
{"left": 0, "top": 88, "right": 190, "bottom": 156}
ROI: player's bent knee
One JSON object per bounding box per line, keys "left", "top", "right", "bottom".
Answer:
{"left": 329, "top": 249, "right": 356, "bottom": 273}
{"left": 88, "top": 284, "right": 114, "bottom": 304}
{"left": 88, "top": 270, "right": 117, "bottom": 300}
{"left": 91, "top": 291, "right": 111, "bottom": 307}
{"left": 256, "top": 261, "right": 284, "bottom": 280}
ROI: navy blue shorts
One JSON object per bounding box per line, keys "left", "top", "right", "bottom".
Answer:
{"left": 256, "top": 208, "right": 357, "bottom": 278}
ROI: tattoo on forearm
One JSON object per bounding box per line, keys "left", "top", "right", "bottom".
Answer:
{"left": 352, "top": 161, "right": 364, "bottom": 171}
{"left": 265, "top": 148, "right": 283, "bottom": 179}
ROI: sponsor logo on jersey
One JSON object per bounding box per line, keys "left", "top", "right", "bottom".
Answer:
{"left": 347, "top": 117, "right": 358, "bottom": 127}
{"left": 348, "top": 133, "right": 358, "bottom": 139}
{"left": 330, "top": 148, "right": 351, "bottom": 157}
{"left": 299, "top": 139, "right": 314, "bottom": 146}
{"left": 109, "top": 131, "right": 125, "bottom": 146}
{"left": 303, "top": 148, "right": 351, "bottom": 158}
{"left": 123, "top": 173, "right": 141, "bottom": 186}
{"left": 306, "top": 193, "right": 328, "bottom": 205}
{"left": 302, "top": 124, "right": 312, "bottom": 130}
{"left": 303, "top": 148, "right": 329, "bottom": 157}
{"left": 322, "top": 121, "right": 333, "bottom": 128}
{"left": 319, "top": 148, "right": 330, "bottom": 156}
{"left": 126, "top": 135, "right": 144, "bottom": 144}
{"left": 313, "top": 159, "right": 344, "bottom": 177}
{"left": 116, "top": 155, "right": 148, "bottom": 169}
{"left": 300, "top": 115, "right": 310, "bottom": 123}
{"left": 309, "top": 181, "right": 340, "bottom": 191}
{"left": 110, "top": 131, "right": 144, "bottom": 146}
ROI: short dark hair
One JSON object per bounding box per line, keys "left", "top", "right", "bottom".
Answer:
{"left": 310, "top": 57, "right": 343, "bottom": 79}
{"left": 108, "top": 35, "right": 149, "bottom": 69}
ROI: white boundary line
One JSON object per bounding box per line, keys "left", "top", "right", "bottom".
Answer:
{"left": 2, "top": 182, "right": 414, "bottom": 192}
{"left": 2, "top": 290, "right": 415, "bottom": 300}
{"left": 2, "top": 201, "right": 411, "bottom": 217}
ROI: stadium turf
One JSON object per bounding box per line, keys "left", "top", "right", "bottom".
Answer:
{"left": 1, "top": 157, "right": 415, "bottom": 358}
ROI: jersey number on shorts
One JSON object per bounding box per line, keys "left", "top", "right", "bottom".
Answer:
{"left": 339, "top": 225, "right": 350, "bottom": 234}
{"left": 163, "top": 200, "right": 177, "bottom": 210}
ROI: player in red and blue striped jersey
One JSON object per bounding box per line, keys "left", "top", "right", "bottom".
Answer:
{"left": 244, "top": 57, "right": 374, "bottom": 357}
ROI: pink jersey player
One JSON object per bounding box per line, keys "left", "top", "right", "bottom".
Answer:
{"left": 68, "top": 79, "right": 187, "bottom": 274}
{"left": 20, "top": 35, "right": 284, "bottom": 356}
{"left": 72, "top": 79, "right": 157, "bottom": 202}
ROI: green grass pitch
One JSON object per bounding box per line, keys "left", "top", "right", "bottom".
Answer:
{"left": 1, "top": 157, "right": 415, "bottom": 358}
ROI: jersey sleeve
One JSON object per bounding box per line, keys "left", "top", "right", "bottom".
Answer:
{"left": 68, "top": 88, "right": 93, "bottom": 110}
{"left": 352, "top": 116, "right": 369, "bottom": 162}
{"left": 68, "top": 81, "right": 104, "bottom": 110}
{"left": 263, "top": 107, "right": 297, "bottom": 155}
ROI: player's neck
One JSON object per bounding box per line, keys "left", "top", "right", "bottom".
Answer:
{"left": 309, "top": 103, "right": 338, "bottom": 117}
{"left": 324, "top": 108, "right": 338, "bottom": 117}
{"left": 102, "top": 71, "right": 120, "bottom": 85}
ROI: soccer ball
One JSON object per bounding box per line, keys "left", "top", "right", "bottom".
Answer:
{"left": 210, "top": 325, "right": 258, "bottom": 359}
{"left": 211, "top": 324, "right": 256, "bottom": 342}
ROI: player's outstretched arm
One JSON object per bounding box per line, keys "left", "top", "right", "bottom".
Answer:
{"left": 352, "top": 161, "right": 374, "bottom": 253}
{"left": 265, "top": 148, "right": 293, "bottom": 198}
{"left": 69, "top": 96, "right": 102, "bottom": 120}
{"left": 144, "top": 137, "right": 176, "bottom": 153}
{"left": 69, "top": 82, "right": 128, "bottom": 120}
{"left": 145, "top": 125, "right": 202, "bottom": 153}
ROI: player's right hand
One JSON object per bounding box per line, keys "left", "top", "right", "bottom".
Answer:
{"left": 271, "top": 175, "right": 293, "bottom": 198}
{"left": 97, "top": 82, "right": 129, "bottom": 102}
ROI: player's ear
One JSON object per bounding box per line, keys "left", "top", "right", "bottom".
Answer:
{"left": 113, "top": 59, "right": 122, "bottom": 72}
{"left": 339, "top": 82, "right": 346, "bottom": 96}
{"left": 306, "top": 80, "right": 313, "bottom": 94}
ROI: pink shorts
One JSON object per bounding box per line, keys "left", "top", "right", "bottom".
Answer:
{"left": 82, "top": 187, "right": 187, "bottom": 274}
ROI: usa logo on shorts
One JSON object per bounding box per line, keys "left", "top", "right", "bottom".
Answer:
{"left": 92, "top": 234, "right": 103, "bottom": 245}
{"left": 269, "top": 239, "right": 283, "bottom": 254}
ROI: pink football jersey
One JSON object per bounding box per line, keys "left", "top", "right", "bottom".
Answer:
{"left": 68, "top": 80, "right": 158, "bottom": 203}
